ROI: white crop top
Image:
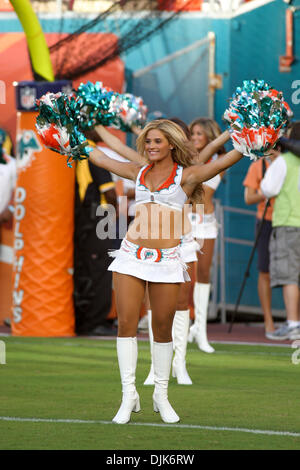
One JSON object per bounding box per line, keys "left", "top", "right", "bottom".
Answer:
{"left": 135, "top": 162, "right": 188, "bottom": 212}
{"left": 204, "top": 173, "right": 221, "bottom": 191}
{"left": 203, "top": 153, "right": 221, "bottom": 191}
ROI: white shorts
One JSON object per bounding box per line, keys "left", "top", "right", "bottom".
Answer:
{"left": 108, "top": 238, "right": 190, "bottom": 283}
{"left": 180, "top": 232, "right": 200, "bottom": 263}
{"left": 188, "top": 212, "right": 219, "bottom": 240}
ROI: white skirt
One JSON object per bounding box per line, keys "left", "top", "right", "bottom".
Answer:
{"left": 180, "top": 232, "right": 200, "bottom": 263}
{"left": 188, "top": 212, "right": 219, "bottom": 240}
{"left": 108, "top": 238, "right": 190, "bottom": 283}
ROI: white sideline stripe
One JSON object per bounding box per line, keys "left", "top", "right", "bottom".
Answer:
{"left": 0, "top": 416, "right": 299, "bottom": 438}
{"left": 212, "top": 340, "right": 292, "bottom": 349}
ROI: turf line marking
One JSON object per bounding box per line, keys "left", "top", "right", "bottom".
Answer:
{"left": 0, "top": 416, "right": 299, "bottom": 437}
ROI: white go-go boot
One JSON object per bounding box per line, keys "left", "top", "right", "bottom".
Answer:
{"left": 112, "top": 337, "right": 141, "bottom": 424}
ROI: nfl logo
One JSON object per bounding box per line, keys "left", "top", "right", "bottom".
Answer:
{"left": 20, "top": 86, "right": 36, "bottom": 110}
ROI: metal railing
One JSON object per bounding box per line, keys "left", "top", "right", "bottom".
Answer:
{"left": 132, "top": 32, "right": 216, "bottom": 119}
{"left": 209, "top": 200, "right": 285, "bottom": 324}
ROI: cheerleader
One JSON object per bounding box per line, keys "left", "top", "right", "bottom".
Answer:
{"left": 96, "top": 121, "right": 198, "bottom": 385}
{"left": 89, "top": 119, "right": 241, "bottom": 424}
{"left": 96, "top": 120, "right": 229, "bottom": 386}
{"left": 188, "top": 118, "right": 230, "bottom": 353}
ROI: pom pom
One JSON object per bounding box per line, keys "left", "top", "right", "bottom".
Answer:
{"left": 36, "top": 84, "right": 149, "bottom": 167}
{"left": 110, "top": 93, "right": 148, "bottom": 132}
{"left": 224, "top": 79, "right": 292, "bottom": 159}
{"left": 76, "top": 81, "right": 118, "bottom": 129}
{"left": 75, "top": 82, "right": 148, "bottom": 132}
{"left": 35, "top": 92, "right": 92, "bottom": 167}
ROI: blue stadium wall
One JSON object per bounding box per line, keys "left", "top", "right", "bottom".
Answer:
{"left": 4, "top": 0, "right": 299, "bottom": 314}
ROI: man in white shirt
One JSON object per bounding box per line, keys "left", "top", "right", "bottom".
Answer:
{"left": 260, "top": 153, "right": 288, "bottom": 200}
{"left": 260, "top": 124, "right": 300, "bottom": 341}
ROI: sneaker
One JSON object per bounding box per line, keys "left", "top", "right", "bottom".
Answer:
{"left": 137, "top": 314, "right": 149, "bottom": 332}
{"left": 289, "top": 327, "right": 300, "bottom": 340}
{"left": 266, "top": 323, "right": 300, "bottom": 341}
{"left": 265, "top": 331, "right": 276, "bottom": 340}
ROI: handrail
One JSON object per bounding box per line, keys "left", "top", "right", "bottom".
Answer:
{"left": 211, "top": 200, "right": 284, "bottom": 324}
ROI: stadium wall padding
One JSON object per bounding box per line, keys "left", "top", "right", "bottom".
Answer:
{"left": 0, "top": 31, "right": 125, "bottom": 328}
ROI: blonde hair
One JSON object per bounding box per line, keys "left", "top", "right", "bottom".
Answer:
{"left": 189, "top": 117, "right": 226, "bottom": 154}
{"left": 136, "top": 119, "right": 203, "bottom": 203}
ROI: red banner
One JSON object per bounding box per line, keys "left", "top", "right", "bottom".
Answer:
{"left": 158, "top": 0, "right": 202, "bottom": 11}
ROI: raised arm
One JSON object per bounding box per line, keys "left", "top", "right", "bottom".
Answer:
{"left": 95, "top": 124, "right": 147, "bottom": 165}
{"left": 194, "top": 130, "right": 231, "bottom": 165}
{"left": 183, "top": 149, "right": 243, "bottom": 190}
{"left": 88, "top": 146, "right": 141, "bottom": 181}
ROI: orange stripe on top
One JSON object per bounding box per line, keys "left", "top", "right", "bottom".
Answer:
{"left": 156, "top": 163, "right": 178, "bottom": 191}
{"left": 139, "top": 162, "right": 179, "bottom": 192}
{"left": 139, "top": 164, "right": 153, "bottom": 188}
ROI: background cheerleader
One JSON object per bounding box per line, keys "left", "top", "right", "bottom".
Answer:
{"left": 188, "top": 118, "right": 230, "bottom": 353}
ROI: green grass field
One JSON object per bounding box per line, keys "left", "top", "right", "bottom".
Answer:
{"left": 0, "top": 335, "right": 300, "bottom": 450}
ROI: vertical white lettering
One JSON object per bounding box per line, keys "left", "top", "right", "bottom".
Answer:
{"left": 13, "top": 307, "right": 22, "bottom": 323}
{"left": 15, "top": 187, "right": 26, "bottom": 203}
{"left": 14, "top": 256, "right": 24, "bottom": 272}
{"left": 13, "top": 290, "right": 24, "bottom": 306}
{"left": 14, "top": 204, "right": 25, "bottom": 221}
{"left": 14, "top": 238, "right": 24, "bottom": 251}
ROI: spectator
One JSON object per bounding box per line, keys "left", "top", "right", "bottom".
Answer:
{"left": 260, "top": 122, "right": 300, "bottom": 340}
{"left": 243, "top": 152, "right": 278, "bottom": 338}
{"left": 74, "top": 133, "right": 118, "bottom": 336}
{"left": 279, "top": 135, "right": 300, "bottom": 158}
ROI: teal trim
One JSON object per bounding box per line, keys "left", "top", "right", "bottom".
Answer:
{"left": 153, "top": 163, "right": 180, "bottom": 193}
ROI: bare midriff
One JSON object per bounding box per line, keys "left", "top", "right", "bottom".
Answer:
{"left": 196, "top": 184, "right": 215, "bottom": 215}
{"left": 203, "top": 185, "right": 215, "bottom": 214}
{"left": 126, "top": 202, "right": 191, "bottom": 249}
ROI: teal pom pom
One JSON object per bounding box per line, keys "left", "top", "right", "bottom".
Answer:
{"left": 224, "top": 79, "right": 293, "bottom": 159}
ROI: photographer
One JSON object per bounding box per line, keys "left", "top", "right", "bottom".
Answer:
{"left": 260, "top": 122, "right": 300, "bottom": 341}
